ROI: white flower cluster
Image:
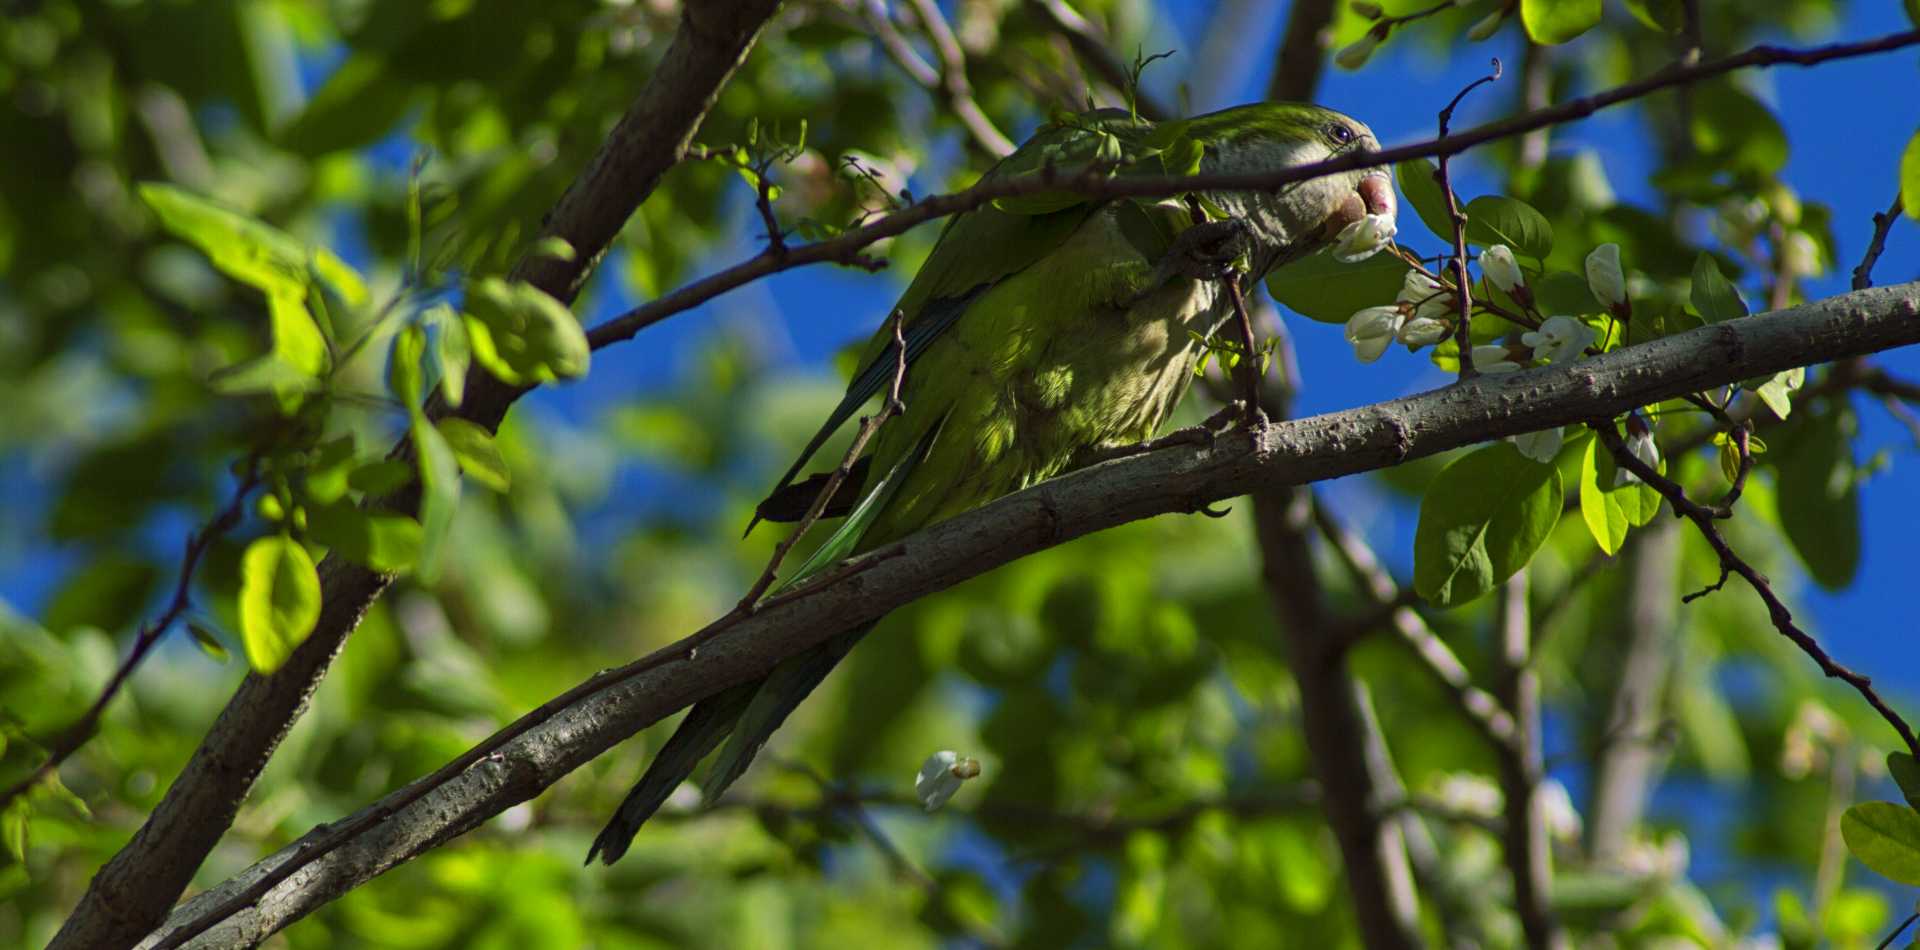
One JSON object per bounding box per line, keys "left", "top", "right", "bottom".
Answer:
{"left": 1332, "top": 212, "right": 1398, "bottom": 263}
{"left": 1343, "top": 269, "right": 1454, "bottom": 362}
{"left": 915, "top": 750, "right": 982, "bottom": 811}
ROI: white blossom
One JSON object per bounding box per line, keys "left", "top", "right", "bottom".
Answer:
{"left": 1396, "top": 316, "right": 1449, "bottom": 348}
{"left": 1614, "top": 416, "right": 1662, "bottom": 486}
{"left": 915, "top": 751, "right": 982, "bottom": 812}
{"left": 1332, "top": 212, "right": 1396, "bottom": 262}
{"left": 1539, "top": 779, "right": 1582, "bottom": 844}
{"left": 1520, "top": 315, "right": 1596, "bottom": 366}
{"left": 1585, "top": 243, "right": 1628, "bottom": 311}
{"left": 1397, "top": 269, "right": 1453, "bottom": 319}
{"left": 1509, "top": 426, "right": 1563, "bottom": 463}
{"left": 1479, "top": 244, "right": 1524, "bottom": 293}
{"left": 1345, "top": 305, "right": 1403, "bottom": 363}
{"left": 1470, "top": 344, "right": 1523, "bottom": 374}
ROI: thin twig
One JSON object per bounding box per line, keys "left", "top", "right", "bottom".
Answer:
{"left": 0, "top": 459, "right": 262, "bottom": 812}
{"left": 1023, "top": 0, "right": 1171, "bottom": 119}
{"left": 1223, "top": 270, "right": 1267, "bottom": 426}
{"left": 585, "top": 28, "right": 1920, "bottom": 353}
{"left": 854, "top": 0, "right": 1015, "bottom": 157}
{"left": 1309, "top": 499, "right": 1517, "bottom": 747}
{"left": 1852, "top": 192, "right": 1907, "bottom": 291}
{"left": 1876, "top": 912, "right": 1920, "bottom": 950}
{"left": 736, "top": 311, "right": 909, "bottom": 611}
{"left": 1590, "top": 421, "right": 1920, "bottom": 759}
{"left": 1437, "top": 59, "right": 1503, "bottom": 382}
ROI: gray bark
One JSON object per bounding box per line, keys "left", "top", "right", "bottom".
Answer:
{"left": 142, "top": 281, "right": 1920, "bottom": 947}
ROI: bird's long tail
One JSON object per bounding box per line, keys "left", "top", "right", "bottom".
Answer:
{"left": 588, "top": 422, "right": 941, "bottom": 865}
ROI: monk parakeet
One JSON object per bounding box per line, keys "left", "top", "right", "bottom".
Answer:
{"left": 589, "top": 102, "right": 1396, "bottom": 863}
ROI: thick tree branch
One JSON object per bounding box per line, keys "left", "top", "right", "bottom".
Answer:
{"left": 145, "top": 281, "right": 1920, "bottom": 947}
{"left": 49, "top": 4, "right": 788, "bottom": 949}
{"left": 588, "top": 27, "right": 1920, "bottom": 351}
{"left": 1585, "top": 521, "right": 1681, "bottom": 864}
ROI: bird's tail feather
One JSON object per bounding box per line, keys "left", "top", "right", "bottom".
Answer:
{"left": 585, "top": 682, "right": 757, "bottom": 865}
{"left": 700, "top": 621, "right": 876, "bottom": 801}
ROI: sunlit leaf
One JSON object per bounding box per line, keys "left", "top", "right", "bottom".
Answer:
{"left": 1394, "top": 158, "right": 1455, "bottom": 240}
{"left": 1902, "top": 128, "right": 1920, "bottom": 221}
{"left": 1521, "top": 0, "right": 1602, "bottom": 44}
{"left": 411, "top": 412, "right": 462, "bottom": 580}
{"left": 306, "top": 502, "right": 424, "bottom": 573}
{"left": 462, "top": 277, "right": 590, "bottom": 386}
{"left": 238, "top": 534, "right": 321, "bottom": 673}
{"left": 435, "top": 418, "right": 510, "bottom": 493}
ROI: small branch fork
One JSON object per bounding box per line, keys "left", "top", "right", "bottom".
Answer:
{"left": 1852, "top": 191, "right": 1906, "bottom": 291}
{"left": 736, "top": 310, "right": 910, "bottom": 612}
{"left": 1436, "top": 59, "right": 1503, "bottom": 383}
{"left": 0, "top": 459, "right": 263, "bottom": 812}
{"left": 1589, "top": 421, "right": 1920, "bottom": 760}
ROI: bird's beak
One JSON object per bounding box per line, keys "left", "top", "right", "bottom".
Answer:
{"left": 1320, "top": 170, "right": 1397, "bottom": 238}
{"left": 1358, "top": 171, "right": 1396, "bottom": 218}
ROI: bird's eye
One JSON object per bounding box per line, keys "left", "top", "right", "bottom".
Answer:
{"left": 1327, "top": 124, "right": 1356, "bottom": 146}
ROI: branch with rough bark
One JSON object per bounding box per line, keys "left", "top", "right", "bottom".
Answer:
{"left": 140, "top": 281, "right": 1920, "bottom": 947}
{"left": 49, "top": 3, "right": 790, "bottom": 948}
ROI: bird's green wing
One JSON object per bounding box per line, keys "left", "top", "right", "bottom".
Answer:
{"left": 752, "top": 112, "right": 1166, "bottom": 523}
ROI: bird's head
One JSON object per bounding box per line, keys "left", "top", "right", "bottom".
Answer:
{"left": 1184, "top": 102, "right": 1397, "bottom": 275}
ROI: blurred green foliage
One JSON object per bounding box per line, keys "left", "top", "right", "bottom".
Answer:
{"left": 1, "top": 0, "right": 1916, "bottom": 947}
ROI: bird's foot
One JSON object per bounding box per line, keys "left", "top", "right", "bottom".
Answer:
{"left": 1121, "top": 217, "right": 1252, "bottom": 307}
{"left": 1075, "top": 406, "right": 1244, "bottom": 466}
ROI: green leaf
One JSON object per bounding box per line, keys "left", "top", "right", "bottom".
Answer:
{"left": 1532, "top": 271, "right": 1601, "bottom": 316}
{"left": 435, "top": 418, "right": 510, "bottom": 493}
{"left": 1578, "top": 434, "right": 1661, "bottom": 555}
{"left": 238, "top": 534, "right": 322, "bottom": 673}
{"left": 1521, "top": 0, "right": 1602, "bottom": 44}
{"left": 461, "top": 277, "right": 590, "bottom": 386}
{"left": 1265, "top": 249, "right": 1411, "bottom": 324}
{"left": 278, "top": 54, "right": 416, "bottom": 157}
{"left": 137, "top": 182, "right": 364, "bottom": 303}
{"left": 436, "top": 311, "right": 473, "bottom": 407}
{"left": 1414, "top": 444, "right": 1563, "bottom": 606}
{"left": 1902, "top": 129, "right": 1920, "bottom": 221}
{"left": 1621, "top": 0, "right": 1685, "bottom": 32}
{"left": 348, "top": 459, "right": 413, "bottom": 497}
{"left": 1752, "top": 366, "right": 1803, "bottom": 419}
{"left": 1463, "top": 195, "right": 1553, "bottom": 259}
{"left": 1889, "top": 753, "right": 1920, "bottom": 811}
{"left": 1690, "top": 84, "right": 1787, "bottom": 175}
{"left": 411, "top": 412, "right": 462, "bottom": 579}
{"left": 1394, "top": 158, "right": 1455, "bottom": 241}
{"left": 303, "top": 434, "right": 358, "bottom": 505}
{"left": 306, "top": 503, "right": 424, "bottom": 573}
{"left": 1908, "top": 0, "right": 1920, "bottom": 29}
{"left": 1841, "top": 802, "right": 1920, "bottom": 885}
{"left": 388, "top": 323, "right": 427, "bottom": 406}
{"left": 1689, "top": 253, "right": 1749, "bottom": 323}
{"left": 1775, "top": 407, "right": 1860, "bottom": 589}
{"left": 186, "top": 622, "right": 231, "bottom": 663}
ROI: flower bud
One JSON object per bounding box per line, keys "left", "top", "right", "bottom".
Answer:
{"left": 1509, "top": 427, "right": 1563, "bottom": 463}
{"left": 1397, "top": 316, "right": 1449, "bottom": 348}
{"left": 916, "top": 751, "right": 981, "bottom": 812}
{"left": 1345, "top": 305, "right": 1403, "bottom": 363}
{"left": 1332, "top": 212, "right": 1396, "bottom": 262}
{"left": 1470, "top": 344, "right": 1523, "bottom": 374}
{"left": 1478, "top": 244, "right": 1524, "bottom": 293}
{"left": 1585, "top": 243, "right": 1629, "bottom": 316}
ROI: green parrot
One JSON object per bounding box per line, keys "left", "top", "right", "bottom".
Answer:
{"left": 588, "top": 102, "right": 1396, "bottom": 864}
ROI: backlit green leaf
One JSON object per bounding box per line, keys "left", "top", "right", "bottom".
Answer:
{"left": 238, "top": 534, "right": 321, "bottom": 673}
{"left": 1775, "top": 406, "right": 1860, "bottom": 589}
{"left": 1902, "top": 129, "right": 1920, "bottom": 221}
{"left": 462, "top": 277, "right": 590, "bottom": 386}
{"left": 1521, "top": 0, "right": 1602, "bottom": 44}
{"left": 435, "top": 418, "right": 510, "bottom": 493}
{"left": 411, "top": 411, "right": 462, "bottom": 580}
{"left": 1394, "top": 158, "right": 1455, "bottom": 241}
{"left": 306, "top": 503, "right": 424, "bottom": 573}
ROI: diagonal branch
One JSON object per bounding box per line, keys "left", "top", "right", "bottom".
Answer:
{"left": 145, "top": 280, "right": 1920, "bottom": 947}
